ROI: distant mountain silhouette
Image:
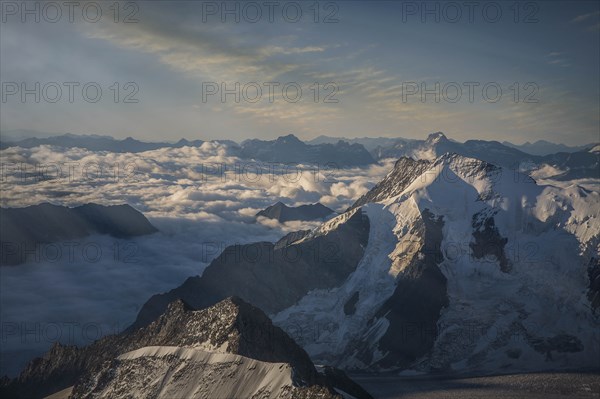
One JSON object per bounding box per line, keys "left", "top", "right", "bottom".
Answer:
{"left": 502, "top": 140, "right": 595, "bottom": 156}
{"left": 370, "top": 132, "right": 599, "bottom": 180}
{"left": 256, "top": 202, "right": 335, "bottom": 222}
{"left": 0, "top": 203, "right": 157, "bottom": 265}
{"left": 240, "top": 134, "right": 376, "bottom": 167}
{"left": 0, "top": 134, "right": 204, "bottom": 152}
{"left": 2, "top": 132, "right": 597, "bottom": 178}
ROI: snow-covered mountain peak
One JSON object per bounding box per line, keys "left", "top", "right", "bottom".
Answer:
{"left": 377, "top": 153, "right": 597, "bottom": 247}
{"left": 351, "top": 157, "right": 432, "bottom": 210}
{"left": 275, "top": 152, "right": 599, "bottom": 373}
{"left": 356, "top": 153, "right": 516, "bottom": 214}
{"left": 426, "top": 131, "right": 449, "bottom": 144}
{"left": 433, "top": 152, "right": 501, "bottom": 178}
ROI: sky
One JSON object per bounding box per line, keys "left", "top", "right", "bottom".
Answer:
{"left": 0, "top": 0, "right": 599, "bottom": 144}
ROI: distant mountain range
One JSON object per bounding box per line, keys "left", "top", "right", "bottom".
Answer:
{"left": 307, "top": 135, "right": 406, "bottom": 151}
{"left": 0, "top": 133, "right": 206, "bottom": 153}
{"left": 0, "top": 132, "right": 377, "bottom": 167}
{"left": 2, "top": 132, "right": 598, "bottom": 178}
{"left": 256, "top": 202, "right": 335, "bottom": 222}
{"left": 239, "top": 134, "right": 376, "bottom": 167}
{"left": 309, "top": 134, "right": 596, "bottom": 156}
{"left": 502, "top": 140, "right": 595, "bottom": 156}
{"left": 368, "top": 132, "right": 599, "bottom": 181}
{"left": 1, "top": 297, "right": 373, "bottom": 398}
{"left": 0, "top": 203, "right": 157, "bottom": 265}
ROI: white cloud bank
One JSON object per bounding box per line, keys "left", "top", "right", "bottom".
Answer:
{"left": 0, "top": 143, "right": 392, "bottom": 376}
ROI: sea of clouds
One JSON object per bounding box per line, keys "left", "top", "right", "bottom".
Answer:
{"left": 0, "top": 142, "right": 394, "bottom": 376}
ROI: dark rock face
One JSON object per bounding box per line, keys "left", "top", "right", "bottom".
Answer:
{"left": 240, "top": 134, "right": 375, "bottom": 167}
{"left": 1, "top": 297, "right": 373, "bottom": 399}
{"left": 529, "top": 334, "right": 584, "bottom": 361}
{"left": 257, "top": 202, "right": 335, "bottom": 222}
{"left": 0, "top": 203, "right": 157, "bottom": 265}
{"left": 505, "top": 348, "right": 522, "bottom": 359}
{"left": 350, "top": 157, "right": 431, "bottom": 210}
{"left": 470, "top": 212, "right": 511, "bottom": 273}
{"left": 319, "top": 366, "right": 374, "bottom": 399}
{"left": 131, "top": 208, "right": 370, "bottom": 330}
{"left": 371, "top": 209, "right": 448, "bottom": 369}
{"left": 344, "top": 292, "right": 360, "bottom": 316}
{"left": 588, "top": 257, "right": 600, "bottom": 312}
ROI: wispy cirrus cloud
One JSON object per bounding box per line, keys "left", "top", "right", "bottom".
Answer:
{"left": 570, "top": 10, "right": 600, "bottom": 31}
{"left": 570, "top": 10, "right": 600, "bottom": 23}
{"left": 546, "top": 52, "right": 571, "bottom": 68}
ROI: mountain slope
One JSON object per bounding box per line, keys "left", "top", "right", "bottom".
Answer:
{"left": 131, "top": 208, "right": 369, "bottom": 329}
{"left": 73, "top": 347, "right": 320, "bottom": 399}
{"left": 350, "top": 157, "right": 431, "bottom": 210}
{"left": 1, "top": 297, "right": 373, "bottom": 399}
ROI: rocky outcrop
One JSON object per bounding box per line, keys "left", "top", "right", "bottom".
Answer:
{"left": 588, "top": 257, "right": 600, "bottom": 312}
{"left": 350, "top": 157, "right": 430, "bottom": 210}
{"left": 376, "top": 209, "right": 448, "bottom": 369}
{"left": 470, "top": 211, "right": 511, "bottom": 273}
{"left": 1, "top": 297, "right": 373, "bottom": 399}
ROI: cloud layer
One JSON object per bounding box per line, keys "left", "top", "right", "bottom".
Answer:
{"left": 0, "top": 143, "right": 392, "bottom": 376}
